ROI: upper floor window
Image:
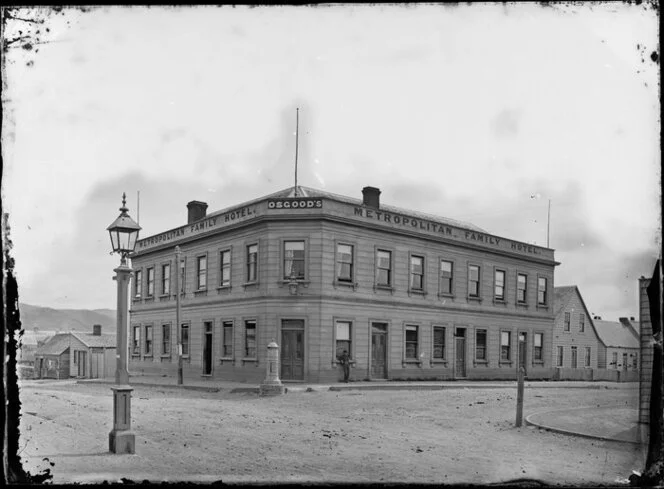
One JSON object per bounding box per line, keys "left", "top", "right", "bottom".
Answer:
{"left": 410, "top": 255, "right": 424, "bottom": 291}
{"left": 134, "top": 270, "right": 143, "bottom": 298}
{"left": 494, "top": 270, "right": 505, "bottom": 301}
{"left": 564, "top": 312, "right": 571, "bottom": 331}
{"left": 179, "top": 257, "right": 186, "bottom": 293}
{"left": 247, "top": 244, "right": 258, "bottom": 282}
{"left": 376, "top": 249, "right": 392, "bottom": 287}
{"left": 579, "top": 313, "right": 585, "bottom": 332}
{"left": 284, "top": 241, "right": 305, "bottom": 279}
{"left": 336, "top": 244, "right": 354, "bottom": 283}
{"left": 517, "top": 273, "right": 527, "bottom": 303}
{"left": 537, "top": 277, "right": 548, "bottom": 305}
{"left": 197, "top": 255, "right": 207, "bottom": 290}
{"left": 161, "top": 263, "right": 170, "bottom": 295}
{"left": 440, "top": 260, "right": 453, "bottom": 295}
{"left": 146, "top": 267, "right": 155, "bottom": 297}
{"left": 220, "top": 250, "right": 231, "bottom": 287}
{"left": 468, "top": 265, "right": 480, "bottom": 298}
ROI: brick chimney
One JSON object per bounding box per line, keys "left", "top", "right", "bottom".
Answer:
{"left": 619, "top": 317, "right": 633, "bottom": 328}
{"left": 93, "top": 324, "right": 102, "bottom": 336}
{"left": 362, "top": 186, "right": 381, "bottom": 209}
{"left": 187, "top": 201, "right": 208, "bottom": 224}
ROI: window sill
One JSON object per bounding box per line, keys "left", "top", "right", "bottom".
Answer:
{"left": 131, "top": 354, "right": 141, "bottom": 358}
{"left": 217, "top": 285, "right": 232, "bottom": 292}
{"left": 279, "top": 279, "right": 310, "bottom": 287}
{"left": 159, "top": 294, "right": 170, "bottom": 302}
{"left": 374, "top": 284, "right": 394, "bottom": 293}
{"left": 242, "top": 358, "right": 258, "bottom": 366}
{"left": 243, "top": 282, "right": 259, "bottom": 288}
{"left": 144, "top": 296, "right": 155, "bottom": 303}
{"left": 467, "top": 296, "right": 482, "bottom": 303}
{"left": 334, "top": 280, "right": 358, "bottom": 290}
{"left": 219, "top": 357, "right": 234, "bottom": 363}
{"left": 430, "top": 360, "right": 447, "bottom": 366}
{"left": 516, "top": 302, "right": 528, "bottom": 308}
{"left": 194, "top": 289, "right": 208, "bottom": 296}
{"left": 402, "top": 360, "right": 422, "bottom": 367}
{"left": 438, "top": 293, "right": 454, "bottom": 299}
{"left": 143, "top": 355, "right": 153, "bottom": 359}
{"left": 536, "top": 304, "right": 549, "bottom": 310}
{"left": 493, "top": 298, "right": 506, "bottom": 305}
{"left": 408, "top": 289, "right": 427, "bottom": 297}
{"left": 474, "top": 359, "right": 488, "bottom": 364}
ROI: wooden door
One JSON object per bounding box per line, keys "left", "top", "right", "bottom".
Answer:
{"left": 371, "top": 323, "right": 388, "bottom": 379}
{"left": 77, "top": 351, "right": 87, "bottom": 377}
{"left": 203, "top": 323, "right": 213, "bottom": 375}
{"left": 90, "top": 352, "right": 101, "bottom": 379}
{"left": 281, "top": 329, "right": 304, "bottom": 380}
{"left": 455, "top": 337, "right": 466, "bottom": 378}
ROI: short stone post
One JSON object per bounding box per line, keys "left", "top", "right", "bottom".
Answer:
{"left": 259, "top": 341, "right": 285, "bottom": 397}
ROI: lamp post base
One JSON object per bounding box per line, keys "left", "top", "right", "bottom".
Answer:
{"left": 109, "top": 386, "right": 135, "bottom": 454}
{"left": 109, "top": 429, "right": 136, "bottom": 454}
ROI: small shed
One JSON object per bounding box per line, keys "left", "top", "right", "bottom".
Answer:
{"left": 594, "top": 319, "right": 640, "bottom": 382}
{"left": 34, "top": 324, "right": 116, "bottom": 379}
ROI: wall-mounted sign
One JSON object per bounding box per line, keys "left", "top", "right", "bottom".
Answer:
{"left": 268, "top": 198, "right": 323, "bottom": 209}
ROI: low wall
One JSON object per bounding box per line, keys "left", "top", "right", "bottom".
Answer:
{"left": 554, "top": 367, "right": 639, "bottom": 382}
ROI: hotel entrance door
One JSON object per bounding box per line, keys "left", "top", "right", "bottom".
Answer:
{"left": 371, "top": 323, "right": 388, "bottom": 379}
{"left": 281, "top": 320, "right": 304, "bottom": 381}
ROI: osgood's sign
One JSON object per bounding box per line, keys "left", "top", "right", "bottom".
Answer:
{"left": 268, "top": 198, "right": 323, "bottom": 209}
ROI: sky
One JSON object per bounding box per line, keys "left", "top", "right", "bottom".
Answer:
{"left": 2, "top": 4, "right": 660, "bottom": 321}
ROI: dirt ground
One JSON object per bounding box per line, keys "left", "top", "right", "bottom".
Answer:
{"left": 16, "top": 381, "right": 643, "bottom": 485}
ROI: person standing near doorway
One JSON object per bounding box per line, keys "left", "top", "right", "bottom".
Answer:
{"left": 338, "top": 350, "right": 351, "bottom": 382}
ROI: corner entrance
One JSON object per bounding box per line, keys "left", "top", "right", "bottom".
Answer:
{"left": 281, "top": 319, "right": 304, "bottom": 381}
{"left": 454, "top": 328, "right": 466, "bottom": 378}
{"left": 371, "top": 322, "right": 388, "bottom": 379}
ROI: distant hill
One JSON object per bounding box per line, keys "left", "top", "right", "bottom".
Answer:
{"left": 18, "top": 303, "right": 117, "bottom": 335}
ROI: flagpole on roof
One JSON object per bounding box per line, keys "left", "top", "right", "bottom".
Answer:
{"left": 294, "top": 107, "right": 299, "bottom": 197}
{"left": 547, "top": 199, "right": 551, "bottom": 248}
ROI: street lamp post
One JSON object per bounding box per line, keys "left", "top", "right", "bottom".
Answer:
{"left": 106, "top": 193, "right": 141, "bottom": 454}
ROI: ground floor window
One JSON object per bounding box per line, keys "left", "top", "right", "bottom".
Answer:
{"left": 475, "top": 329, "right": 487, "bottom": 361}
{"left": 405, "top": 325, "right": 418, "bottom": 360}
{"left": 162, "top": 324, "right": 170, "bottom": 355}
{"left": 222, "top": 321, "right": 233, "bottom": 357}
{"left": 556, "top": 346, "right": 563, "bottom": 367}
{"left": 533, "top": 333, "right": 543, "bottom": 361}
{"left": 181, "top": 323, "right": 190, "bottom": 356}
{"left": 500, "top": 331, "right": 511, "bottom": 361}
{"left": 132, "top": 325, "right": 140, "bottom": 354}
{"left": 433, "top": 326, "right": 446, "bottom": 360}
{"left": 335, "top": 321, "right": 352, "bottom": 359}
{"left": 571, "top": 346, "right": 577, "bottom": 368}
{"left": 633, "top": 353, "right": 638, "bottom": 369}
{"left": 145, "top": 325, "right": 153, "bottom": 355}
{"left": 585, "top": 347, "right": 591, "bottom": 367}
{"left": 245, "top": 320, "right": 256, "bottom": 358}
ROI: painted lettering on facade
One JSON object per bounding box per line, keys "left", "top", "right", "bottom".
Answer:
{"left": 353, "top": 207, "right": 543, "bottom": 256}
{"left": 137, "top": 206, "right": 257, "bottom": 250}
{"left": 268, "top": 198, "right": 323, "bottom": 209}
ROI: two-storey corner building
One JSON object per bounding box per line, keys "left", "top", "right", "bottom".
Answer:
{"left": 127, "top": 185, "right": 559, "bottom": 383}
{"left": 552, "top": 286, "right": 602, "bottom": 380}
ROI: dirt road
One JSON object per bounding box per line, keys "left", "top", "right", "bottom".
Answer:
{"left": 17, "top": 381, "right": 643, "bottom": 485}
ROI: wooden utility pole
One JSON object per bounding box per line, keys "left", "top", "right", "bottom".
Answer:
{"left": 516, "top": 366, "right": 525, "bottom": 427}
{"left": 175, "top": 245, "right": 183, "bottom": 385}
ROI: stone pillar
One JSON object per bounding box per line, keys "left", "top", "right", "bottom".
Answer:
{"left": 259, "top": 341, "right": 285, "bottom": 397}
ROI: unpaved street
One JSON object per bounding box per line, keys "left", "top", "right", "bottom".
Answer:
{"left": 17, "top": 381, "right": 643, "bottom": 485}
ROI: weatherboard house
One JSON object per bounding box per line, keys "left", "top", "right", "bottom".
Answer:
{"left": 128, "top": 185, "right": 558, "bottom": 383}
{"left": 34, "top": 325, "right": 116, "bottom": 379}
